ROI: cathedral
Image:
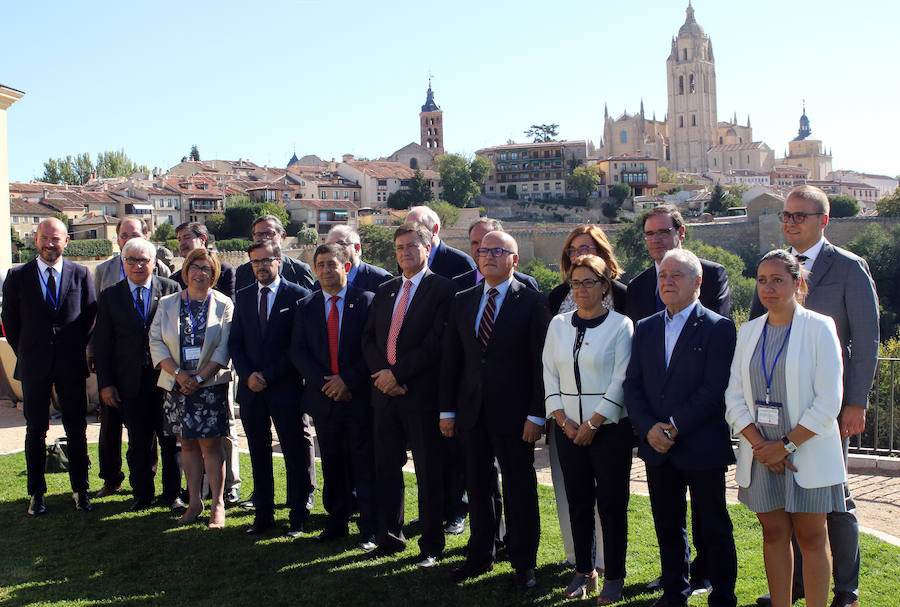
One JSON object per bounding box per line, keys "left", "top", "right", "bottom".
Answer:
{"left": 598, "top": 2, "right": 771, "bottom": 174}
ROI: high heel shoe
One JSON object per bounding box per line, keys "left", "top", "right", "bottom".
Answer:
{"left": 562, "top": 570, "right": 598, "bottom": 599}
{"left": 178, "top": 503, "right": 204, "bottom": 524}
{"left": 597, "top": 578, "right": 624, "bottom": 605}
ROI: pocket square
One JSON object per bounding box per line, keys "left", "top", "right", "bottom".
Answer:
{"left": 279, "top": 307, "right": 289, "bottom": 313}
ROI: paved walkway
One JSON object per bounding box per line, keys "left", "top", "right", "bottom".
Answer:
{"left": 1, "top": 399, "right": 897, "bottom": 544}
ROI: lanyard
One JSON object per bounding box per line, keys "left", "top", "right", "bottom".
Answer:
{"left": 761, "top": 321, "right": 792, "bottom": 404}
{"left": 38, "top": 265, "right": 59, "bottom": 308}
{"left": 120, "top": 259, "right": 126, "bottom": 281}
{"left": 186, "top": 294, "right": 210, "bottom": 335}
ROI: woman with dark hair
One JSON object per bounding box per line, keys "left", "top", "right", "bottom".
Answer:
{"left": 150, "top": 248, "right": 234, "bottom": 528}
{"left": 725, "top": 249, "right": 845, "bottom": 607}
{"left": 543, "top": 255, "right": 634, "bottom": 602}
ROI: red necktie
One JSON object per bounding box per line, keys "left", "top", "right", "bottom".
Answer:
{"left": 327, "top": 295, "right": 340, "bottom": 375}
{"left": 387, "top": 280, "right": 412, "bottom": 365}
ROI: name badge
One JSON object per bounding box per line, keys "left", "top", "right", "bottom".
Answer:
{"left": 755, "top": 400, "right": 782, "bottom": 426}
{"left": 183, "top": 346, "right": 202, "bottom": 362}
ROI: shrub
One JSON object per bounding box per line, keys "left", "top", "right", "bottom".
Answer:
{"left": 215, "top": 238, "right": 253, "bottom": 252}
{"left": 296, "top": 227, "right": 318, "bottom": 245}
{"left": 166, "top": 239, "right": 179, "bottom": 253}
{"left": 64, "top": 239, "right": 113, "bottom": 257}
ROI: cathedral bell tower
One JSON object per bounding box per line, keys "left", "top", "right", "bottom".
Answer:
{"left": 666, "top": 2, "right": 717, "bottom": 172}
{"left": 420, "top": 79, "right": 444, "bottom": 154}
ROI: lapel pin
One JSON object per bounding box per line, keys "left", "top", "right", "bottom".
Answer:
{"left": 349, "top": 303, "right": 354, "bottom": 309}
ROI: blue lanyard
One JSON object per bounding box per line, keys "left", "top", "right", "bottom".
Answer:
{"left": 186, "top": 294, "right": 210, "bottom": 334}
{"left": 38, "top": 265, "right": 59, "bottom": 308}
{"left": 120, "top": 259, "right": 126, "bottom": 281}
{"left": 761, "top": 321, "right": 792, "bottom": 404}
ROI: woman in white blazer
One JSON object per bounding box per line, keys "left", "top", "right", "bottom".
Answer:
{"left": 150, "top": 248, "right": 233, "bottom": 529}
{"left": 543, "top": 255, "right": 634, "bottom": 602}
{"left": 725, "top": 250, "right": 845, "bottom": 607}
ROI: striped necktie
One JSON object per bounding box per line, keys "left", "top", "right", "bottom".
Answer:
{"left": 477, "top": 288, "right": 499, "bottom": 350}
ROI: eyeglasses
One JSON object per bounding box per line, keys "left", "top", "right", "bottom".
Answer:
{"left": 187, "top": 264, "right": 214, "bottom": 276}
{"left": 124, "top": 257, "right": 152, "bottom": 267}
{"left": 644, "top": 227, "right": 676, "bottom": 239}
{"left": 476, "top": 247, "right": 515, "bottom": 258}
{"left": 778, "top": 211, "right": 824, "bottom": 224}
{"left": 252, "top": 230, "right": 278, "bottom": 239}
{"left": 249, "top": 257, "right": 279, "bottom": 266}
{"left": 568, "top": 278, "right": 604, "bottom": 290}
{"left": 331, "top": 240, "right": 352, "bottom": 248}
{"left": 565, "top": 245, "right": 597, "bottom": 257}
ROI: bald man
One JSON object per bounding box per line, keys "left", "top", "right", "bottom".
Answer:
{"left": 2, "top": 218, "right": 98, "bottom": 515}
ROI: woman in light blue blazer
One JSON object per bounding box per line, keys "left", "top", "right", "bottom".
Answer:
{"left": 725, "top": 250, "right": 845, "bottom": 607}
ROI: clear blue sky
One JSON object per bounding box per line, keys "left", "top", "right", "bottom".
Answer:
{"left": 2, "top": 0, "right": 897, "bottom": 182}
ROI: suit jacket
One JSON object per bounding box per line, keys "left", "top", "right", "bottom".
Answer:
{"left": 440, "top": 279, "right": 552, "bottom": 436}
{"left": 548, "top": 279, "right": 628, "bottom": 315}
{"left": 623, "top": 302, "right": 737, "bottom": 469}
{"left": 749, "top": 240, "right": 879, "bottom": 408}
{"left": 351, "top": 261, "right": 393, "bottom": 293}
{"left": 235, "top": 255, "right": 314, "bottom": 292}
{"left": 149, "top": 289, "right": 234, "bottom": 390}
{"left": 173, "top": 261, "right": 236, "bottom": 300}
{"left": 94, "top": 276, "right": 181, "bottom": 399}
{"left": 626, "top": 258, "right": 730, "bottom": 323}
{"left": 229, "top": 279, "right": 308, "bottom": 407}
{"left": 94, "top": 254, "right": 172, "bottom": 295}
{"left": 725, "top": 306, "right": 845, "bottom": 488}
{"left": 291, "top": 286, "right": 374, "bottom": 420}
{"left": 362, "top": 269, "right": 455, "bottom": 410}
{"left": 429, "top": 240, "right": 476, "bottom": 279}
{"left": 1, "top": 258, "right": 97, "bottom": 381}
{"left": 451, "top": 268, "right": 539, "bottom": 293}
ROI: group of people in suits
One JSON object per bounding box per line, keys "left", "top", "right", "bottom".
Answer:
{"left": 1, "top": 186, "right": 876, "bottom": 607}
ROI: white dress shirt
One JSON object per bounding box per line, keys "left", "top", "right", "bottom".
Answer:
{"left": 391, "top": 266, "right": 427, "bottom": 317}
{"left": 257, "top": 275, "right": 281, "bottom": 320}
{"left": 36, "top": 257, "right": 64, "bottom": 301}
{"left": 322, "top": 284, "right": 348, "bottom": 334}
{"left": 664, "top": 300, "right": 698, "bottom": 368}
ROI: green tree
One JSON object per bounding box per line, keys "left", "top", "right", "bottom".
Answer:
{"left": 828, "top": 195, "right": 859, "bottom": 218}
{"left": 569, "top": 165, "right": 600, "bottom": 202}
{"left": 358, "top": 224, "right": 396, "bottom": 270}
{"left": 190, "top": 144, "right": 200, "bottom": 161}
{"left": 40, "top": 155, "right": 81, "bottom": 184}
{"left": 151, "top": 222, "right": 176, "bottom": 242}
{"left": 296, "top": 226, "right": 318, "bottom": 244}
{"left": 408, "top": 169, "right": 434, "bottom": 204}
{"left": 877, "top": 188, "right": 900, "bottom": 216}
{"left": 847, "top": 223, "right": 900, "bottom": 340}
{"left": 436, "top": 154, "right": 492, "bottom": 208}
{"left": 95, "top": 149, "right": 147, "bottom": 178}
{"left": 613, "top": 219, "right": 652, "bottom": 280}
{"left": 205, "top": 213, "right": 226, "bottom": 239}
{"left": 707, "top": 183, "right": 729, "bottom": 215}
{"left": 520, "top": 258, "right": 561, "bottom": 295}
{"left": 657, "top": 166, "right": 678, "bottom": 183}
{"left": 610, "top": 183, "right": 631, "bottom": 206}
{"left": 51, "top": 212, "right": 69, "bottom": 228}
{"left": 223, "top": 204, "right": 259, "bottom": 239}
{"left": 10, "top": 226, "right": 24, "bottom": 250}
{"left": 685, "top": 239, "right": 756, "bottom": 317}
{"left": 426, "top": 201, "right": 460, "bottom": 229}
{"left": 387, "top": 190, "right": 412, "bottom": 210}
{"left": 524, "top": 124, "right": 559, "bottom": 143}
{"left": 256, "top": 202, "right": 290, "bottom": 227}
{"left": 726, "top": 183, "right": 749, "bottom": 206}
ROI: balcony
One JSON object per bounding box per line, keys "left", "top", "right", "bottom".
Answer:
{"left": 190, "top": 201, "right": 220, "bottom": 212}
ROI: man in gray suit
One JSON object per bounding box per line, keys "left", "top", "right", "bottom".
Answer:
{"left": 751, "top": 185, "right": 878, "bottom": 607}
{"left": 90, "top": 217, "right": 172, "bottom": 500}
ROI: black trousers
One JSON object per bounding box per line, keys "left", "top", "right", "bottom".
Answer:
{"left": 646, "top": 461, "right": 737, "bottom": 607}
{"left": 119, "top": 369, "right": 180, "bottom": 502}
{"left": 555, "top": 420, "right": 633, "bottom": 577}
{"left": 22, "top": 375, "right": 89, "bottom": 495}
{"left": 314, "top": 408, "right": 377, "bottom": 538}
{"left": 241, "top": 392, "right": 311, "bottom": 524}
{"left": 372, "top": 400, "right": 445, "bottom": 558}
{"left": 460, "top": 421, "right": 539, "bottom": 571}
{"left": 97, "top": 401, "right": 125, "bottom": 488}
{"left": 439, "top": 434, "right": 468, "bottom": 523}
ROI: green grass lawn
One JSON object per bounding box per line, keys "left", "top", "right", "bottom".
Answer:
{"left": 0, "top": 446, "right": 897, "bottom": 606}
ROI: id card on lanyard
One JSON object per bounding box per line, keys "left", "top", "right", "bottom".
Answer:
{"left": 755, "top": 322, "right": 791, "bottom": 426}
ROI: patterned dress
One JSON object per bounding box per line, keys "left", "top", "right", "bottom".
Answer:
{"left": 162, "top": 296, "right": 229, "bottom": 439}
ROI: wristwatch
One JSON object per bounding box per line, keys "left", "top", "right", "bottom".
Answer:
{"left": 587, "top": 420, "right": 600, "bottom": 432}
{"left": 195, "top": 375, "right": 206, "bottom": 384}
{"left": 173, "top": 367, "right": 182, "bottom": 377}
{"left": 781, "top": 436, "right": 798, "bottom": 454}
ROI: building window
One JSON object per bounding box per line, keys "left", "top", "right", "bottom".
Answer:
{"left": 692, "top": 115, "right": 696, "bottom": 126}
{"left": 353, "top": 192, "right": 359, "bottom": 201}
{"left": 678, "top": 76, "right": 684, "bottom": 95}
{"left": 620, "top": 131, "right": 628, "bottom": 144}
{"left": 500, "top": 185, "right": 506, "bottom": 193}
{"left": 682, "top": 48, "right": 687, "bottom": 61}
{"left": 544, "top": 183, "right": 550, "bottom": 190}
{"left": 719, "top": 136, "right": 723, "bottom": 144}
{"left": 33, "top": 216, "right": 39, "bottom": 223}
{"left": 321, "top": 191, "right": 327, "bottom": 200}
{"left": 333, "top": 191, "right": 339, "bottom": 200}
{"left": 614, "top": 175, "right": 619, "bottom": 182}
{"left": 343, "top": 190, "right": 349, "bottom": 199}
{"left": 377, "top": 179, "right": 387, "bottom": 186}
{"left": 679, "top": 116, "right": 684, "bottom": 128}
{"left": 410, "top": 158, "right": 418, "bottom": 169}
{"left": 689, "top": 74, "right": 695, "bottom": 94}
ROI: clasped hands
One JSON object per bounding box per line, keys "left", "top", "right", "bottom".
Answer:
{"left": 751, "top": 440, "right": 798, "bottom": 475}
{"left": 371, "top": 369, "right": 408, "bottom": 398}
{"left": 647, "top": 422, "right": 678, "bottom": 454}
{"left": 554, "top": 411, "right": 602, "bottom": 446}
{"left": 175, "top": 369, "right": 202, "bottom": 395}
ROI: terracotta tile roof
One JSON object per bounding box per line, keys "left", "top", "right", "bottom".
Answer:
{"left": 9, "top": 199, "right": 56, "bottom": 215}
{"left": 293, "top": 199, "right": 357, "bottom": 210}
{"left": 345, "top": 161, "right": 438, "bottom": 181}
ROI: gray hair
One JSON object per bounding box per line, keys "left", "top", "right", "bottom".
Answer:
{"left": 251, "top": 214, "right": 286, "bottom": 235}
{"left": 468, "top": 217, "right": 503, "bottom": 236}
{"left": 661, "top": 248, "right": 702, "bottom": 279}
{"left": 327, "top": 224, "right": 360, "bottom": 245}
{"left": 122, "top": 238, "right": 157, "bottom": 260}
{"left": 407, "top": 205, "right": 440, "bottom": 231}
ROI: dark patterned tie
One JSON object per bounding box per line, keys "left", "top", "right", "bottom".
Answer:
{"left": 796, "top": 254, "right": 809, "bottom": 265}
{"left": 45, "top": 267, "right": 57, "bottom": 309}
{"left": 134, "top": 286, "right": 145, "bottom": 320}
{"left": 259, "top": 286, "right": 270, "bottom": 334}
{"left": 477, "top": 288, "right": 499, "bottom": 350}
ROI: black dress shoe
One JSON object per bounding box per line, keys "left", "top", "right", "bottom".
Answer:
{"left": 285, "top": 521, "right": 306, "bottom": 539}
{"left": 757, "top": 588, "right": 805, "bottom": 605}
{"left": 514, "top": 568, "right": 536, "bottom": 592}
{"left": 238, "top": 499, "right": 255, "bottom": 510}
{"left": 449, "top": 559, "right": 494, "bottom": 582}
{"left": 646, "top": 575, "right": 663, "bottom": 591}
{"left": 94, "top": 484, "right": 121, "bottom": 499}
{"left": 73, "top": 491, "right": 94, "bottom": 512}
{"left": 829, "top": 591, "right": 859, "bottom": 607}
{"left": 245, "top": 519, "right": 276, "bottom": 535}
{"left": 27, "top": 495, "right": 47, "bottom": 516}
{"left": 128, "top": 499, "right": 153, "bottom": 512}
{"left": 651, "top": 598, "right": 687, "bottom": 607}
{"left": 689, "top": 577, "right": 712, "bottom": 595}
{"left": 315, "top": 527, "right": 349, "bottom": 543}
{"left": 443, "top": 518, "right": 466, "bottom": 535}
{"left": 368, "top": 542, "right": 405, "bottom": 559}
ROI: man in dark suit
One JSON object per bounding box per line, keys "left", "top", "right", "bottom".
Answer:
{"left": 626, "top": 204, "right": 730, "bottom": 595}
{"left": 440, "top": 230, "right": 551, "bottom": 591}
{"left": 93, "top": 238, "right": 182, "bottom": 511}
{"left": 292, "top": 243, "right": 377, "bottom": 549}
{"left": 362, "top": 223, "right": 455, "bottom": 567}
{"left": 623, "top": 248, "right": 737, "bottom": 607}
{"left": 750, "top": 186, "right": 878, "bottom": 607}
{"left": 325, "top": 224, "right": 393, "bottom": 293}
{"left": 626, "top": 204, "right": 730, "bottom": 323}
{"left": 406, "top": 205, "right": 476, "bottom": 279}
{"left": 172, "top": 221, "right": 242, "bottom": 504}
{"left": 2, "top": 218, "right": 97, "bottom": 515}
{"left": 229, "top": 240, "right": 310, "bottom": 537}
{"left": 90, "top": 216, "right": 172, "bottom": 500}
{"left": 451, "top": 218, "right": 539, "bottom": 292}
{"left": 234, "top": 215, "right": 314, "bottom": 291}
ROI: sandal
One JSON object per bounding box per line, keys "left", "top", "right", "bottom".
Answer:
{"left": 597, "top": 578, "right": 624, "bottom": 605}
{"left": 562, "top": 571, "right": 598, "bottom": 599}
